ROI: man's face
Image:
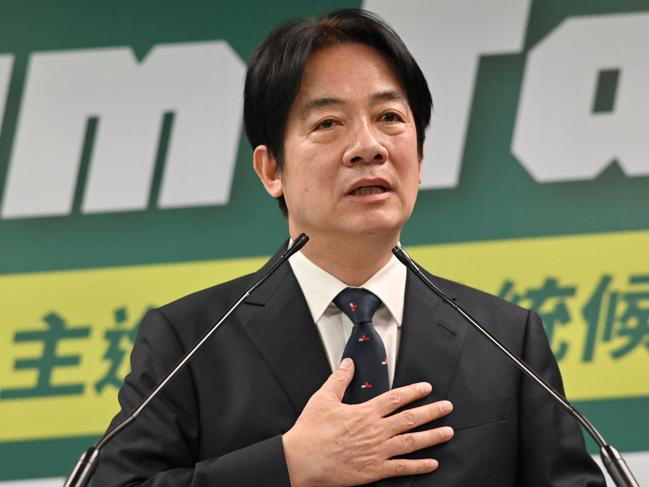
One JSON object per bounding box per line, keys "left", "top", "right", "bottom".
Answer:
{"left": 261, "top": 43, "right": 421, "bottom": 242}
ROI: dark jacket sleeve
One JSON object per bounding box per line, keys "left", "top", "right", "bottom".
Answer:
{"left": 92, "top": 308, "right": 292, "bottom": 487}
{"left": 517, "top": 309, "right": 605, "bottom": 486}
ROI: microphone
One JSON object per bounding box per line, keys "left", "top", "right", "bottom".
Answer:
{"left": 63, "top": 234, "right": 309, "bottom": 487}
{"left": 392, "top": 245, "right": 639, "bottom": 487}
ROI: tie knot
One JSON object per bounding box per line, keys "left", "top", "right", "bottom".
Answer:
{"left": 333, "top": 288, "right": 381, "bottom": 325}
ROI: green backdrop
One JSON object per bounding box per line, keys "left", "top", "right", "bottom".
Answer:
{"left": 0, "top": 0, "right": 647, "bottom": 483}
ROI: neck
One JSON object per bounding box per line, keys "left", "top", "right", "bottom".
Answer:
{"left": 292, "top": 230, "right": 398, "bottom": 286}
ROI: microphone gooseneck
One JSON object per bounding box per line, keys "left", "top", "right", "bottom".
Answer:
{"left": 63, "top": 234, "right": 309, "bottom": 487}
{"left": 392, "top": 245, "right": 639, "bottom": 487}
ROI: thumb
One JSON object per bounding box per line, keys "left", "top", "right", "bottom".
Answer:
{"left": 321, "top": 358, "right": 355, "bottom": 402}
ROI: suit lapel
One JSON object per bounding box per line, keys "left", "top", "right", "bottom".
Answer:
{"left": 239, "top": 244, "right": 331, "bottom": 414}
{"left": 376, "top": 272, "right": 469, "bottom": 487}
{"left": 394, "top": 272, "right": 469, "bottom": 403}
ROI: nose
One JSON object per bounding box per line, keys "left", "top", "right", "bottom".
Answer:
{"left": 343, "top": 121, "right": 388, "bottom": 166}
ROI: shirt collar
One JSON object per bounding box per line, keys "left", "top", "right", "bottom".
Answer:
{"left": 289, "top": 245, "right": 406, "bottom": 326}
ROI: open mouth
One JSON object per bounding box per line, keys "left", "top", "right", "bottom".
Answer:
{"left": 349, "top": 185, "right": 388, "bottom": 196}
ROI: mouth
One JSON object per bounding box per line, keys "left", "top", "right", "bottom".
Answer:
{"left": 349, "top": 185, "right": 388, "bottom": 196}
{"left": 347, "top": 178, "right": 391, "bottom": 197}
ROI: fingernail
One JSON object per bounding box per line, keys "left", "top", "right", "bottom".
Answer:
{"left": 442, "top": 426, "right": 454, "bottom": 438}
{"left": 340, "top": 358, "right": 353, "bottom": 369}
{"left": 418, "top": 382, "right": 432, "bottom": 394}
{"left": 441, "top": 400, "right": 453, "bottom": 413}
{"left": 427, "top": 459, "right": 439, "bottom": 470}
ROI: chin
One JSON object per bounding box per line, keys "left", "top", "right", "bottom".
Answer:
{"left": 343, "top": 218, "right": 403, "bottom": 239}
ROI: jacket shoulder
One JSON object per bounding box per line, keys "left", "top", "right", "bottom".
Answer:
{"left": 425, "top": 271, "right": 531, "bottom": 323}
{"left": 148, "top": 272, "right": 258, "bottom": 340}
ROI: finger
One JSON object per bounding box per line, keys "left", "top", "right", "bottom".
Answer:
{"left": 367, "top": 382, "right": 433, "bottom": 416}
{"left": 319, "top": 358, "right": 355, "bottom": 401}
{"left": 384, "top": 426, "right": 454, "bottom": 458}
{"left": 380, "top": 458, "right": 439, "bottom": 479}
{"left": 383, "top": 400, "right": 453, "bottom": 436}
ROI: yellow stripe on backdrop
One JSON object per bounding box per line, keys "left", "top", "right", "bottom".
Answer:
{"left": 0, "top": 230, "right": 647, "bottom": 442}
{"left": 0, "top": 256, "right": 267, "bottom": 442}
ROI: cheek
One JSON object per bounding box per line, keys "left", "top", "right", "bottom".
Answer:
{"left": 282, "top": 170, "right": 316, "bottom": 208}
{"left": 393, "top": 156, "right": 421, "bottom": 204}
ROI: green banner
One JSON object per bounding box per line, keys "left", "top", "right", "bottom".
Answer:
{"left": 0, "top": 0, "right": 647, "bottom": 483}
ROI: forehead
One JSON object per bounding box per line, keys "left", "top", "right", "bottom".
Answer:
{"left": 294, "top": 43, "right": 406, "bottom": 109}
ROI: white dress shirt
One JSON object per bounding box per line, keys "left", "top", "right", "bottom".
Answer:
{"left": 289, "top": 248, "right": 407, "bottom": 386}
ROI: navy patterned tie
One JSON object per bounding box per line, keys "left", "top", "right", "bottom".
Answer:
{"left": 334, "top": 288, "right": 389, "bottom": 404}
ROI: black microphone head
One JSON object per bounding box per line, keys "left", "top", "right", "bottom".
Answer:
{"left": 392, "top": 245, "right": 416, "bottom": 271}
{"left": 285, "top": 233, "right": 309, "bottom": 258}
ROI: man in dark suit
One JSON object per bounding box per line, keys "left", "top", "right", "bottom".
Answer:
{"left": 94, "top": 9, "right": 605, "bottom": 486}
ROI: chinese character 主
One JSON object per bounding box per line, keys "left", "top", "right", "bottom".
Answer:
{"left": 0, "top": 312, "right": 91, "bottom": 400}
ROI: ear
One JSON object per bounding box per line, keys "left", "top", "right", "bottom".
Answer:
{"left": 253, "top": 145, "right": 284, "bottom": 198}
{"left": 418, "top": 157, "right": 423, "bottom": 184}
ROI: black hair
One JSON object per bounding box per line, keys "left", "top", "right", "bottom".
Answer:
{"left": 244, "top": 9, "right": 432, "bottom": 215}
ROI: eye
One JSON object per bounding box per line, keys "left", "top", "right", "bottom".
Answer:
{"left": 379, "top": 111, "right": 403, "bottom": 123}
{"left": 379, "top": 112, "right": 403, "bottom": 123}
{"left": 316, "top": 118, "right": 337, "bottom": 130}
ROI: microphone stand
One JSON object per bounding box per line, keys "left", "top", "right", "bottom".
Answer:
{"left": 392, "top": 245, "right": 639, "bottom": 487}
{"left": 63, "top": 234, "right": 310, "bottom": 487}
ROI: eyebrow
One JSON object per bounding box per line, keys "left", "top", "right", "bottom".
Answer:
{"left": 372, "top": 90, "right": 406, "bottom": 103}
{"left": 300, "top": 97, "right": 344, "bottom": 119}
{"left": 299, "top": 90, "right": 407, "bottom": 119}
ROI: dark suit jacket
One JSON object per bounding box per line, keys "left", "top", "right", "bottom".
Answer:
{"left": 94, "top": 246, "right": 605, "bottom": 486}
